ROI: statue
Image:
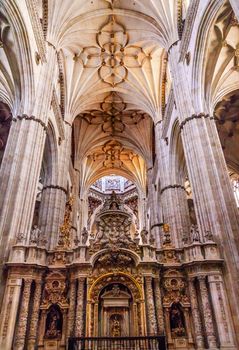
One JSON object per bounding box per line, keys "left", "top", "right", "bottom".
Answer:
{"left": 149, "top": 233, "right": 155, "bottom": 246}
{"left": 140, "top": 228, "right": 148, "bottom": 244}
{"left": 111, "top": 315, "right": 121, "bottom": 337}
{"left": 162, "top": 223, "right": 172, "bottom": 245}
{"left": 205, "top": 230, "right": 214, "bottom": 241}
{"left": 16, "top": 232, "right": 25, "bottom": 244}
{"left": 30, "top": 225, "right": 41, "bottom": 244}
{"left": 81, "top": 227, "right": 88, "bottom": 245}
{"left": 190, "top": 224, "right": 200, "bottom": 242}
{"left": 170, "top": 303, "right": 185, "bottom": 337}
{"left": 45, "top": 307, "right": 62, "bottom": 339}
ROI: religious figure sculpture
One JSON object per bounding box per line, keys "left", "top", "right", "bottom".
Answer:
{"left": 190, "top": 224, "right": 200, "bottom": 242}
{"left": 111, "top": 315, "right": 121, "bottom": 337}
{"left": 45, "top": 307, "right": 62, "bottom": 339}
{"left": 140, "top": 228, "right": 148, "bottom": 244}
{"left": 30, "top": 225, "right": 41, "bottom": 244}
{"left": 170, "top": 303, "right": 186, "bottom": 337}
{"left": 81, "top": 227, "right": 88, "bottom": 245}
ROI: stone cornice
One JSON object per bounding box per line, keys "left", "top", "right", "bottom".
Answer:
{"left": 13, "top": 115, "right": 48, "bottom": 131}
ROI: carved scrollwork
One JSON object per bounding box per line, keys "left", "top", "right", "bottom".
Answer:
{"left": 162, "top": 270, "right": 190, "bottom": 306}
{"left": 41, "top": 272, "right": 68, "bottom": 309}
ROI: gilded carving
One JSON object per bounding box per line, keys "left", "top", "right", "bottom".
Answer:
{"left": 41, "top": 272, "right": 68, "bottom": 308}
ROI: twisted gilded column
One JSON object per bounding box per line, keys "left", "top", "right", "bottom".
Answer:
{"left": 66, "top": 279, "right": 77, "bottom": 338}
{"left": 28, "top": 279, "right": 42, "bottom": 350}
{"left": 15, "top": 279, "right": 32, "bottom": 350}
{"left": 75, "top": 277, "right": 85, "bottom": 337}
{"left": 154, "top": 277, "right": 164, "bottom": 334}
{"left": 144, "top": 276, "right": 157, "bottom": 335}
{"left": 188, "top": 277, "right": 204, "bottom": 349}
{"left": 198, "top": 276, "right": 217, "bottom": 349}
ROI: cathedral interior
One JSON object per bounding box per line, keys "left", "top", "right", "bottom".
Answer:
{"left": 0, "top": 0, "right": 239, "bottom": 349}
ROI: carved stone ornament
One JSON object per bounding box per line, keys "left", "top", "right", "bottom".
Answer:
{"left": 89, "top": 191, "right": 140, "bottom": 254}
{"left": 162, "top": 270, "right": 190, "bottom": 306}
{"left": 78, "top": 16, "right": 149, "bottom": 87}
{"left": 57, "top": 196, "right": 74, "bottom": 249}
{"left": 41, "top": 272, "right": 68, "bottom": 309}
{"left": 81, "top": 92, "right": 146, "bottom": 136}
{"left": 88, "top": 272, "right": 142, "bottom": 303}
{"left": 190, "top": 224, "right": 200, "bottom": 243}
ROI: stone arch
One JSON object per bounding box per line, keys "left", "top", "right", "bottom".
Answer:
{"left": 1, "top": 0, "right": 35, "bottom": 113}
{"left": 192, "top": 0, "right": 239, "bottom": 114}
{"left": 88, "top": 272, "right": 143, "bottom": 303}
{"left": 86, "top": 272, "right": 145, "bottom": 337}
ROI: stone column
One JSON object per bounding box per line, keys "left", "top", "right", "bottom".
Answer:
{"left": 188, "top": 277, "right": 204, "bottom": 349}
{"left": 155, "top": 123, "right": 191, "bottom": 247}
{"left": 38, "top": 123, "right": 72, "bottom": 249}
{"left": 28, "top": 279, "right": 42, "bottom": 350}
{"left": 66, "top": 279, "right": 77, "bottom": 338}
{"left": 164, "top": 307, "right": 173, "bottom": 344}
{"left": 154, "top": 277, "right": 164, "bottom": 334}
{"left": 75, "top": 277, "right": 85, "bottom": 337}
{"left": 144, "top": 276, "right": 157, "bottom": 335}
{"left": 0, "top": 45, "right": 57, "bottom": 272}
{"left": 14, "top": 279, "right": 32, "bottom": 350}
{"left": 147, "top": 168, "right": 161, "bottom": 247}
{"left": 168, "top": 42, "right": 239, "bottom": 339}
{"left": 198, "top": 276, "right": 217, "bottom": 349}
{"left": 0, "top": 277, "right": 22, "bottom": 350}
{"left": 229, "top": 0, "right": 239, "bottom": 20}
{"left": 208, "top": 274, "right": 236, "bottom": 348}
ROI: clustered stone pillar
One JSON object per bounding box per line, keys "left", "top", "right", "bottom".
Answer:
{"left": 14, "top": 279, "right": 32, "bottom": 350}
{"left": 144, "top": 276, "right": 157, "bottom": 335}
{"left": 0, "top": 45, "right": 57, "bottom": 290}
{"left": 75, "top": 277, "right": 85, "bottom": 337}
{"left": 66, "top": 279, "right": 77, "bottom": 338}
{"left": 188, "top": 277, "right": 204, "bottom": 349}
{"left": 153, "top": 277, "right": 164, "bottom": 334}
{"left": 28, "top": 279, "right": 42, "bottom": 350}
{"left": 147, "top": 168, "right": 161, "bottom": 247}
{"left": 38, "top": 123, "right": 72, "bottom": 249}
{"left": 155, "top": 124, "right": 191, "bottom": 248}
{"left": 168, "top": 42, "right": 239, "bottom": 340}
{"left": 198, "top": 276, "right": 217, "bottom": 349}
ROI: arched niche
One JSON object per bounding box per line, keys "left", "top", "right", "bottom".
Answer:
{"left": 86, "top": 272, "right": 145, "bottom": 337}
